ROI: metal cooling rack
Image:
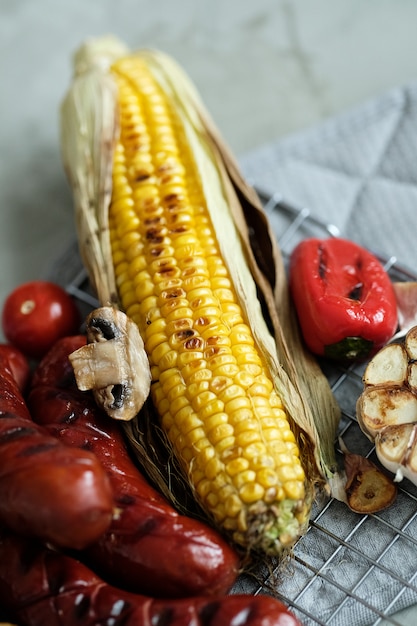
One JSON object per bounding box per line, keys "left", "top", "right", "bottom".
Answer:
{"left": 50, "top": 190, "right": 417, "bottom": 626}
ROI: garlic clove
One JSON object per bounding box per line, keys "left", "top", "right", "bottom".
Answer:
{"left": 405, "top": 326, "right": 417, "bottom": 361}
{"left": 375, "top": 423, "right": 417, "bottom": 484}
{"left": 408, "top": 362, "right": 417, "bottom": 393}
{"left": 339, "top": 438, "right": 397, "bottom": 513}
{"left": 357, "top": 386, "right": 417, "bottom": 440}
{"left": 362, "top": 343, "right": 408, "bottom": 387}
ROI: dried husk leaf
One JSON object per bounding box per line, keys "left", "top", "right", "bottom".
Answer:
{"left": 60, "top": 35, "right": 127, "bottom": 307}
{"left": 60, "top": 37, "right": 342, "bottom": 537}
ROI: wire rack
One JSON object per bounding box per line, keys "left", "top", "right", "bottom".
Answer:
{"left": 49, "top": 189, "right": 417, "bottom": 626}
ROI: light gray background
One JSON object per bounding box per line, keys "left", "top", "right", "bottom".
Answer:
{"left": 2, "top": 2, "right": 417, "bottom": 624}
{"left": 2, "top": 0, "right": 417, "bottom": 322}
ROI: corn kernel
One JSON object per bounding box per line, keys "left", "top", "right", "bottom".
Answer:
{"left": 236, "top": 430, "right": 261, "bottom": 448}
{"left": 170, "top": 395, "right": 189, "bottom": 415}
{"left": 239, "top": 482, "right": 265, "bottom": 504}
{"left": 205, "top": 456, "right": 224, "bottom": 480}
{"left": 207, "top": 422, "right": 234, "bottom": 445}
{"left": 224, "top": 494, "right": 243, "bottom": 519}
{"left": 226, "top": 456, "right": 249, "bottom": 477}
{"left": 198, "top": 398, "right": 224, "bottom": 421}
{"left": 145, "top": 331, "right": 167, "bottom": 354}
{"left": 284, "top": 481, "right": 305, "bottom": 501}
{"left": 191, "top": 390, "right": 218, "bottom": 413}
{"left": 257, "top": 467, "right": 279, "bottom": 489}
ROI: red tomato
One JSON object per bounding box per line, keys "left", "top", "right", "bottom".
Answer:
{"left": 0, "top": 344, "right": 31, "bottom": 391}
{"left": 1, "top": 281, "right": 81, "bottom": 360}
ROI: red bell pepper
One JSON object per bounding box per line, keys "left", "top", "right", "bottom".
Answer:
{"left": 289, "top": 237, "right": 398, "bottom": 361}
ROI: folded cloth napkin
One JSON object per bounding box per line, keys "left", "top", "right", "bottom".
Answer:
{"left": 240, "top": 83, "right": 417, "bottom": 273}
{"left": 234, "top": 84, "right": 417, "bottom": 626}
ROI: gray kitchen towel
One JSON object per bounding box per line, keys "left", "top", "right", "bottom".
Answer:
{"left": 240, "top": 83, "right": 417, "bottom": 273}
{"left": 233, "top": 85, "right": 417, "bottom": 626}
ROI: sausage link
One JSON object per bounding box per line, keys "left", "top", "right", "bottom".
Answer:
{"left": 0, "top": 356, "right": 113, "bottom": 550}
{"left": 0, "top": 527, "right": 302, "bottom": 626}
{"left": 28, "top": 335, "right": 240, "bottom": 599}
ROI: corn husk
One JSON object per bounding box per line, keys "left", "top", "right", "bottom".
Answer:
{"left": 60, "top": 36, "right": 342, "bottom": 551}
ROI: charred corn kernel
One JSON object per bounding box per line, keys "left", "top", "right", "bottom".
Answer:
{"left": 210, "top": 376, "right": 233, "bottom": 394}
{"left": 105, "top": 51, "right": 309, "bottom": 555}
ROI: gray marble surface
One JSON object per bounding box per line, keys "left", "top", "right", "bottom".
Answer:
{"left": 2, "top": 1, "right": 417, "bottom": 624}
{"left": 2, "top": 0, "right": 417, "bottom": 328}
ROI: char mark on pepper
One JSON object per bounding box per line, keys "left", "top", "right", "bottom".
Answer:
{"left": 348, "top": 282, "right": 364, "bottom": 301}
{"left": 318, "top": 243, "right": 326, "bottom": 280}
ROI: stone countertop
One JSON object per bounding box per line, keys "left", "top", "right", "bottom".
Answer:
{"left": 1, "top": 2, "right": 417, "bottom": 623}
{"left": 2, "top": 0, "right": 417, "bottom": 321}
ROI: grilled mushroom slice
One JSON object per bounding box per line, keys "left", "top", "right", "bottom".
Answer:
{"left": 70, "top": 306, "right": 151, "bottom": 420}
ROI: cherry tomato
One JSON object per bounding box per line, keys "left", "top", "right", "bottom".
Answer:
{"left": 0, "top": 344, "right": 31, "bottom": 391}
{"left": 1, "top": 281, "right": 81, "bottom": 360}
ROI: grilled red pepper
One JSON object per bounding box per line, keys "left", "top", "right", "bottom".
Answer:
{"left": 289, "top": 237, "right": 398, "bottom": 361}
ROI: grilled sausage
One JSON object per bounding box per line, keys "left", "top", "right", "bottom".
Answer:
{"left": 28, "top": 335, "right": 240, "bottom": 598}
{"left": 0, "top": 354, "right": 113, "bottom": 550}
{"left": 0, "top": 526, "right": 302, "bottom": 626}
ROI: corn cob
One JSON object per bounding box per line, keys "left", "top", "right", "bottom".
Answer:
{"left": 60, "top": 36, "right": 339, "bottom": 556}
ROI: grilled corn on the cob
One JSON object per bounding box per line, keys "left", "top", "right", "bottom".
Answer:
{"left": 61, "top": 36, "right": 339, "bottom": 555}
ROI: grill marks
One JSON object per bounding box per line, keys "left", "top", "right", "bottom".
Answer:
{"left": 114, "top": 74, "right": 231, "bottom": 352}
{"left": 0, "top": 420, "right": 60, "bottom": 459}
{"left": 318, "top": 241, "right": 365, "bottom": 301}
{"left": 107, "top": 56, "right": 307, "bottom": 538}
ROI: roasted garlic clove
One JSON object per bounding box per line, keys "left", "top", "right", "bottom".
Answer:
{"left": 375, "top": 423, "right": 417, "bottom": 484}
{"left": 339, "top": 438, "right": 397, "bottom": 513}
{"left": 405, "top": 325, "right": 417, "bottom": 360}
{"left": 357, "top": 387, "right": 417, "bottom": 441}
{"left": 70, "top": 306, "right": 151, "bottom": 420}
{"left": 344, "top": 454, "right": 397, "bottom": 514}
{"left": 357, "top": 324, "right": 417, "bottom": 488}
{"left": 362, "top": 343, "right": 408, "bottom": 387}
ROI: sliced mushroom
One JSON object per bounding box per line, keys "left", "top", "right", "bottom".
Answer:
{"left": 69, "top": 306, "right": 151, "bottom": 420}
